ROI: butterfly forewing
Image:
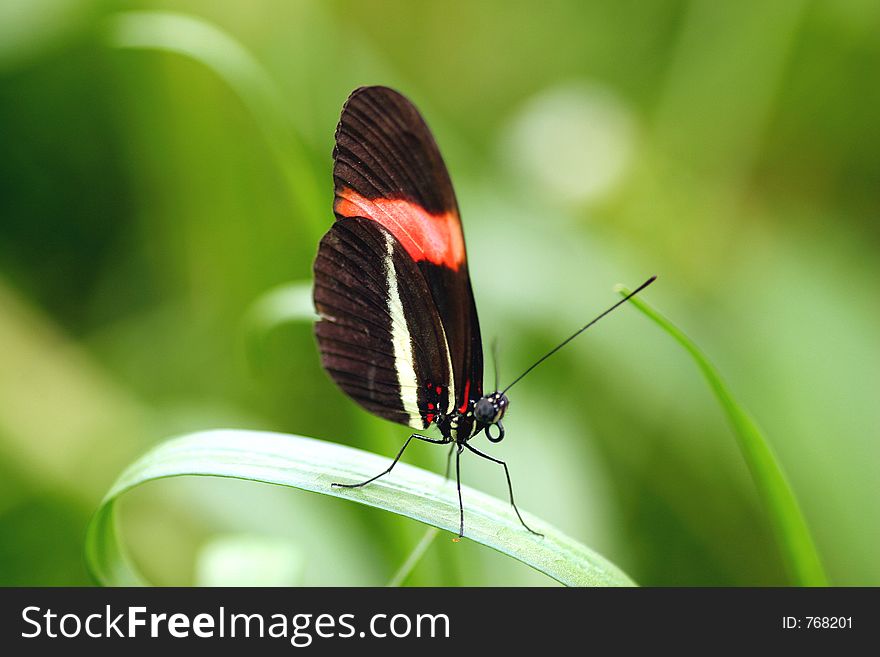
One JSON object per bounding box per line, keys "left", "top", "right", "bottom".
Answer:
{"left": 333, "top": 86, "right": 458, "bottom": 216}
{"left": 314, "top": 86, "right": 483, "bottom": 429}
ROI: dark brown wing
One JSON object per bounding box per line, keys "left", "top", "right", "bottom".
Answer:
{"left": 314, "top": 216, "right": 455, "bottom": 428}
{"left": 333, "top": 85, "right": 458, "bottom": 216}
{"left": 330, "top": 86, "right": 483, "bottom": 413}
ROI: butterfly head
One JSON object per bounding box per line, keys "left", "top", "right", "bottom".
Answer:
{"left": 474, "top": 391, "right": 509, "bottom": 442}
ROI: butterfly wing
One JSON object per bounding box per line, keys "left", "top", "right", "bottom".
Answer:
{"left": 314, "top": 86, "right": 483, "bottom": 427}
{"left": 314, "top": 216, "right": 455, "bottom": 428}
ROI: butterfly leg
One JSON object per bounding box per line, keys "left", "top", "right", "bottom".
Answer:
{"left": 455, "top": 445, "right": 464, "bottom": 539}
{"left": 444, "top": 443, "right": 455, "bottom": 481}
{"left": 463, "top": 443, "right": 543, "bottom": 537}
{"left": 331, "top": 433, "right": 449, "bottom": 489}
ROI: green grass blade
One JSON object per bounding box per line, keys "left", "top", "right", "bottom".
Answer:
{"left": 615, "top": 286, "right": 827, "bottom": 586}
{"left": 103, "top": 11, "right": 325, "bottom": 241}
{"left": 386, "top": 527, "right": 440, "bottom": 587}
{"left": 85, "top": 430, "right": 636, "bottom": 587}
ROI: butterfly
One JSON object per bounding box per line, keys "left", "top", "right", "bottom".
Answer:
{"left": 313, "top": 86, "right": 655, "bottom": 539}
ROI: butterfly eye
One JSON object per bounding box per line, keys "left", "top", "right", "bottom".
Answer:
{"left": 474, "top": 397, "right": 497, "bottom": 423}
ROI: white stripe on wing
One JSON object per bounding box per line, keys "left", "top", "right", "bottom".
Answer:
{"left": 384, "top": 233, "right": 424, "bottom": 429}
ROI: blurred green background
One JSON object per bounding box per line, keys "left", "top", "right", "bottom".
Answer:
{"left": 1, "top": 0, "right": 878, "bottom": 586}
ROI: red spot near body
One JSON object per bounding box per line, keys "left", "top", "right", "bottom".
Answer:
{"left": 335, "top": 188, "right": 465, "bottom": 270}
{"left": 458, "top": 380, "right": 471, "bottom": 414}
{"left": 428, "top": 403, "right": 435, "bottom": 410}
{"left": 426, "top": 413, "right": 435, "bottom": 424}
{"left": 435, "top": 386, "right": 442, "bottom": 394}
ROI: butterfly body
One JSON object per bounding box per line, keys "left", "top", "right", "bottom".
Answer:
{"left": 316, "top": 86, "right": 489, "bottom": 438}
{"left": 313, "top": 85, "right": 529, "bottom": 537}
{"left": 313, "top": 85, "right": 654, "bottom": 538}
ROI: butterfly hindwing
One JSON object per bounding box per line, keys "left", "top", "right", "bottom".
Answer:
{"left": 314, "top": 216, "right": 455, "bottom": 429}
{"left": 329, "top": 86, "right": 484, "bottom": 417}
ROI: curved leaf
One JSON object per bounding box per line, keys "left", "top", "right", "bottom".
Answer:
{"left": 85, "top": 430, "right": 636, "bottom": 587}
{"left": 616, "top": 286, "right": 827, "bottom": 586}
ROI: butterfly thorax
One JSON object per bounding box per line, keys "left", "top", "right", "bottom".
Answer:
{"left": 436, "top": 404, "right": 479, "bottom": 444}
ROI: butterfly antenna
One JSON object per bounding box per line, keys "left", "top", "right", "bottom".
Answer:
{"left": 502, "top": 275, "right": 657, "bottom": 394}
{"left": 491, "top": 337, "right": 501, "bottom": 391}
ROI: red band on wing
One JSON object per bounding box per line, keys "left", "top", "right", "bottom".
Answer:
{"left": 458, "top": 379, "right": 472, "bottom": 414}
{"left": 335, "top": 188, "right": 465, "bottom": 270}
